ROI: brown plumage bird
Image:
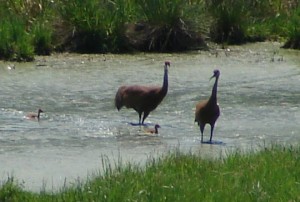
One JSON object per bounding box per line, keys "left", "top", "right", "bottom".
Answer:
{"left": 26, "top": 109, "right": 44, "bottom": 121}
{"left": 115, "top": 61, "right": 170, "bottom": 125}
{"left": 144, "top": 124, "right": 161, "bottom": 134}
{"left": 195, "top": 70, "right": 220, "bottom": 143}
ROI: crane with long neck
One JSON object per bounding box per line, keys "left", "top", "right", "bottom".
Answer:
{"left": 115, "top": 61, "right": 170, "bottom": 125}
{"left": 195, "top": 69, "right": 220, "bottom": 143}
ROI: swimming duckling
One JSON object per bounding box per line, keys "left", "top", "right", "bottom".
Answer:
{"left": 144, "top": 124, "right": 161, "bottom": 134}
{"left": 26, "top": 109, "right": 44, "bottom": 121}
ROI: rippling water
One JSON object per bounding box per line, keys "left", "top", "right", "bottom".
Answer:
{"left": 0, "top": 42, "right": 299, "bottom": 191}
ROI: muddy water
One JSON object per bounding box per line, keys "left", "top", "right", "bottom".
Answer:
{"left": 0, "top": 42, "right": 299, "bottom": 191}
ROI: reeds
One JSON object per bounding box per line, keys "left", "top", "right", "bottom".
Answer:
{"left": 57, "top": 0, "right": 136, "bottom": 53}
{"left": 128, "top": 0, "right": 208, "bottom": 51}
{"left": 31, "top": 20, "right": 53, "bottom": 55}
{"left": 283, "top": 4, "right": 300, "bottom": 49}
{"left": 136, "top": 0, "right": 184, "bottom": 25}
{"left": 0, "top": 16, "right": 34, "bottom": 61}
{"left": 0, "top": 0, "right": 53, "bottom": 61}
{"left": 0, "top": 0, "right": 299, "bottom": 61}
{"left": 207, "top": 0, "right": 252, "bottom": 44}
{"left": 207, "top": 0, "right": 300, "bottom": 45}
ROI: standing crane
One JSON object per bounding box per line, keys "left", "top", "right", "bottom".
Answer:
{"left": 195, "top": 70, "right": 220, "bottom": 143}
{"left": 115, "top": 61, "right": 170, "bottom": 125}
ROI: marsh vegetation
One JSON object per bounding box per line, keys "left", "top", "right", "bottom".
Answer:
{"left": 0, "top": 0, "right": 299, "bottom": 61}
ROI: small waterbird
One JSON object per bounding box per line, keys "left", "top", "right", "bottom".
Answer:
{"left": 195, "top": 70, "right": 220, "bottom": 143}
{"left": 144, "top": 124, "right": 161, "bottom": 134}
{"left": 26, "top": 109, "right": 44, "bottom": 121}
{"left": 115, "top": 61, "right": 170, "bottom": 125}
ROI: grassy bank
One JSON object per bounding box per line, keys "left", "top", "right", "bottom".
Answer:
{"left": 1, "top": 145, "right": 300, "bottom": 201}
{"left": 0, "top": 0, "right": 299, "bottom": 61}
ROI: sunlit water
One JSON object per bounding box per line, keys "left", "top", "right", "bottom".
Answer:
{"left": 0, "top": 42, "right": 299, "bottom": 191}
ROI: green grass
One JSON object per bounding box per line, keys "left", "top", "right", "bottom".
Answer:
{"left": 207, "top": 0, "right": 300, "bottom": 45}
{"left": 135, "top": 0, "right": 184, "bottom": 26}
{"left": 208, "top": 0, "right": 250, "bottom": 44}
{"left": 31, "top": 20, "right": 53, "bottom": 55}
{"left": 0, "top": 16, "right": 34, "bottom": 61}
{"left": 0, "top": 0, "right": 299, "bottom": 61}
{"left": 1, "top": 145, "right": 300, "bottom": 201}
{"left": 132, "top": 0, "right": 193, "bottom": 51}
{"left": 282, "top": 4, "right": 300, "bottom": 49}
{"left": 0, "top": 0, "right": 52, "bottom": 61}
{"left": 57, "top": 0, "right": 136, "bottom": 53}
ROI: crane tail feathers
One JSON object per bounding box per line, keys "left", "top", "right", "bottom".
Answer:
{"left": 115, "top": 89, "right": 124, "bottom": 110}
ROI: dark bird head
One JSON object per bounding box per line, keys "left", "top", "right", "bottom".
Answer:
{"left": 154, "top": 124, "right": 161, "bottom": 129}
{"left": 165, "top": 61, "right": 170, "bottom": 67}
{"left": 164, "top": 61, "right": 170, "bottom": 72}
{"left": 38, "top": 109, "right": 44, "bottom": 113}
{"left": 210, "top": 69, "right": 220, "bottom": 80}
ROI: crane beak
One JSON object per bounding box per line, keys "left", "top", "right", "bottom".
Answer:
{"left": 210, "top": 69, "right": 220, "bottom": 81}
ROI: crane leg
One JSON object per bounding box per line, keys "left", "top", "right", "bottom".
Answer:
{"left": 138, "top": 112, "right": 142, "bottom": 125}
{"left": 142, "top": 111, "right": 150, "bottom": 125}
{"left": 210, "top": 124, "right": 215, "bottom": 142}
{"left": 200, "top": 123, "right": 205, "bottom": 143}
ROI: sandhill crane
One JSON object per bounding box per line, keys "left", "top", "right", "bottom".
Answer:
{"left": 115, "top": 61, "right": 170, "bottom": 125}
{"left": 195, "top": 70, "right": 220, "bottom": 143}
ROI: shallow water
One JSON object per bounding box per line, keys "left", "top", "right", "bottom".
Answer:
{"left": 0, "top": 42, "right": 299, "bottom": 191}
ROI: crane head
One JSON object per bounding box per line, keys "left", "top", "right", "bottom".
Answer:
{"left": 164, "top": 61, "right": 171, "bottom": 67}
{"left": 210, "top": 69, "right": 220, "bottom": 80}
